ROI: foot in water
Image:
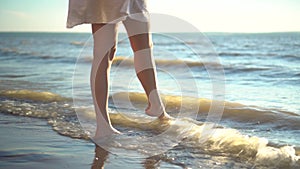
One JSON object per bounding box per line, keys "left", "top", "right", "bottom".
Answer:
{"left": 145, "top": 103, "right": 171, "bottom": 119}
{"left": 145, "top": 89, "right": 171, "bottom": 119}
{"left": 93, "top": 127, "right": 121, "bottom": 141}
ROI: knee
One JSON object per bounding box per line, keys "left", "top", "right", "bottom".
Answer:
{"left": 96, "top": 45, "right": 117, "bottom": 70}
{"left": 108, "top": 45, "right": 117, "bottom": 61}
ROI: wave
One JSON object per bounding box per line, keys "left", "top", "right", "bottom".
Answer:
{"left": 0, "top": 74, "right": 30, "bottom": 78}
{"left": 218, "top": 51, "right": 300, "bottom": 63}
{"left": 81, "top": 56, "right": 272, "bottom": 74}
{"left": 0, "top": 89, "right": 299, "bottom": 168}
{"left": 113, "top": 56, "right": 208, "bottom": 67}
{"left": 294, "top": 73, "right": 300, "bottom": 77}
{"left": 110, "top": 92, "right": 300, "bottom": 129}
{"left": 218, "top": 52, "right": 252, "bottom": 57}
{"left": 225, "top": 66, "right": 272, "bottom": 73}
{"left": 0, "top": 48, "right": 74, "bottom": 63}
{"left": 82, "top": 56, "right": 219, "bottom": 68}
{"left": 1, "top": 90, "right": 299, "bottom": 129}
{"left": 280, "top": 54, "right": 300, "bottom": 60}
{"left": 109, "top": 113, "right": 300, "bottom": 168}
{"left": 0, "top": 48, "right": 36, "bottom": 57}
{"left": 1, "top": 89, "right": 299, "bottom": 130}
{"left": 0, "top": 90, "right": 86, "bottom": 139}
{"left": 153, "top": 41, "right": 197, "bottom": 46}
{"left": 70, "top": 41, "right": 85, "bottom": 46}
{"left": 0, "top": 90, "right": 70, "bottom": 102}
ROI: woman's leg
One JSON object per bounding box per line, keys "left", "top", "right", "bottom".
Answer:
{"left": 123, "top": 18, "right": 169, "bottom": 118}
{"left": 91, "top": 23, "right": 120, "bottom": 139}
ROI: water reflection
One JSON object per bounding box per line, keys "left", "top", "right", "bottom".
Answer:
{"left": 142, "top": 155, "right": 162, "bottom": 169}
{"left": 91, "top": 145, "right": 109, "bottom": 169}
{"left": 91, "top": 144, "right": 162, "bottom": 169}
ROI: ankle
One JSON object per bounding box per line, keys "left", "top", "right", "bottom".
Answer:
{"left": 94, "top": 126, "right": 120, "bottom": 139}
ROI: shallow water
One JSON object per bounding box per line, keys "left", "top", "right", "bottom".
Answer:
{"left": 0, "top": 32, "right": 300, "bottom": 168}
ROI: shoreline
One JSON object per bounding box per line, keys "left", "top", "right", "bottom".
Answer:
{"left": 0, "top": 113, "right": 95, "bottom": 169}
{"left": 0, "top": 113, "right": 185, "bottom": 169}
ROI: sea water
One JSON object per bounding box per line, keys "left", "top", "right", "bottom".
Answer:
{"left": 0, "top": 32, "right": 299, "bottom": 168}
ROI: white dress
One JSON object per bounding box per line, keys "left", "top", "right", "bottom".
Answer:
{"left": 66, "top": 0, "right": 149, "bottom": 28}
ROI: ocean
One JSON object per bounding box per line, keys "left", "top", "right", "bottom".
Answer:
{"left": 0, "top": 32, "right": 299, "bottom": 168}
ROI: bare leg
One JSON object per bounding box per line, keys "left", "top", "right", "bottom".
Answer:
{"left": 91, "top": 23, "right": 120, "bottom": 139}
{"left": 123, "top": 18, "right": 170, "bottom": 118}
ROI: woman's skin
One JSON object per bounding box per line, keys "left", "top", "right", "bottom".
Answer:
{"left": 92, "top": 145, "right": 162, "bottom": 169}
{"left": 91, "top": 18, "right": 170, "bottom": 139}
{"left": 91, "top": 23, "right": 120, "bottom": 138}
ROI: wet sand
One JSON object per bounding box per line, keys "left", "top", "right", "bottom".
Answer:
{"left": 0, "top": 113, "right": 182, "bottom": 169}
{"left": 0, "top": 113, "right": 94, "bottom": 169}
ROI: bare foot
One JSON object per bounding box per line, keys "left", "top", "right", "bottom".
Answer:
{"left": 145, "top": 103, "right": 164, "bottom": 117}
{"left": 145, "top": 89, "right": 171, "bottom": 118}
{"left": 146, "top": 102, "right": 171, "bottom": 120}
{"left": 158, "top": 112, "right": 171, "bottom": 120}
{"left": 93, "top": 127, "right": 121, "bottom": 141}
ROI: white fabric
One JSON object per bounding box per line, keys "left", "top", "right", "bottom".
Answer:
{"left": 67, "top": 0, "right": 149, "bottom": 28}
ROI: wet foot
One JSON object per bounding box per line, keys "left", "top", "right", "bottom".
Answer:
{"left": 145, "top": 103, "right": 171, "bottom": 119}
{"left": 158, "top": 112, "right": 171, "bottom": 120}
{"left": 93, "top": 127, "right": 121, "bottom": 141}
{"left": 145, "top": 89, "right": 171, "bottom": 118}
{"left": 145, "top": 103, "right": 164, "bottom": 117}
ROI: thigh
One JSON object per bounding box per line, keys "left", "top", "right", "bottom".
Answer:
{"left": 122, "top": 18, "right": 152, "bottom": 52}
{"left": 92, "top": 24, "right": 105, "bottom": 34}
{"left": 92, "top": 23, "right": 118, "bottom": 44}
{"left": 92, "top": 23, "right": 119, "bottom": 60}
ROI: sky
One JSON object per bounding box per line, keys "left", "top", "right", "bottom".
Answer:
{"left": 0, "top": 0, "right": 299, "bottom": 33}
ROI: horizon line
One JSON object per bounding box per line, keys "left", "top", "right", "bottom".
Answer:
{"left": 0, "top": 31, "right": 299, "bottom": 34}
